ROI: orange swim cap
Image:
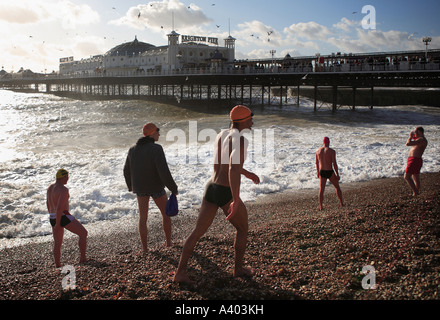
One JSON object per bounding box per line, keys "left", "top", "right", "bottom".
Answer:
{"left": 230, "top": 105, "right": 253, "bottom": 122}
{"left": 142, "top": 123, "right": 158, "bottom": 137}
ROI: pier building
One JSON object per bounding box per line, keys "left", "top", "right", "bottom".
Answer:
{"left": 59, "top": 31, "right": 235, "bottom": 77}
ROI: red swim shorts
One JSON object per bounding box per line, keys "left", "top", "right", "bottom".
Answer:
{"left": 405, "top": 157, "right": 423, "bottom": 175}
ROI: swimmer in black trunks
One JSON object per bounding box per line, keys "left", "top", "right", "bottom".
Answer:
{"left": 47, "top": 169, "right": 88, "bottom": 267}
{"left": 174, "top": 105, "right": 260, "bottom": 285}
{"left": 315, "top": 137, "right": 344, "bottom": 211}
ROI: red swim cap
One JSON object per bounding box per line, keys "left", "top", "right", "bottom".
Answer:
{"left": 230, "top": 105, "right": 253, "bottom": 122}
{"left": 143, "top": 123, "right": 158, "bottom": 137}
{"left": 323, "top": 137, "right": 330, "bottom": 145}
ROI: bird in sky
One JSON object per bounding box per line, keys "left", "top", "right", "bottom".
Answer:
{"left": 408, "top": 32, "right": 418, "bottom": 40}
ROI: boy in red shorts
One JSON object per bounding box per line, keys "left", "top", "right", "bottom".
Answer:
{"left": 404, "top": 127, "right": 428, "bottom": 196}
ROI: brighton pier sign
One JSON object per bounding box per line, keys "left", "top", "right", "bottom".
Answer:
{"left": 181, "top": 35, "right": 218, "bottom": 45}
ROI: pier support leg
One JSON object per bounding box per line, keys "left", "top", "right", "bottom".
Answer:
{"left": 314, "top": 86, "right": 317, "bottom": 112}
{"left": 352, "top": 87, "right": 356, "bottom": 110}
{"left": 279, "top": 86, "right": 283, "bottom": 107}
{"left": 268, "top": 85, "right": 271, "bottom": 105}
{"left": 370, "top": 87, "right": 374, "bottom": 110}
{"left": 332, "top": 86, "right": 337, "bottom": 112}
{"left": 249, "top": 85, "right": 253, "bottom": 104}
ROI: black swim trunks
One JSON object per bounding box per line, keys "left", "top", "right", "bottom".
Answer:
{"left": 49, "top": 211, "right": 75, "bottom": 227}
{"left": 320, "top": 170, "right": 334, "bottom": 179}
{"left": 203, "top": 182, "right": 233, "bottom": 207}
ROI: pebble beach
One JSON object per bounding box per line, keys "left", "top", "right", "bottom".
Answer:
{"left": 1, "top": 172, "right": 439, "bottom": 301}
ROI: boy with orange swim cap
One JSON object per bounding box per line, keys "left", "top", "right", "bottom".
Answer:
{"left": 174, "top": 105, "right": 260, "bottom": 285}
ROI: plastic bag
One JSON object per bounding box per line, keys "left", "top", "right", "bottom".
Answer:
{"left": 166, "top": 193, "right": 178, "bottom": 217}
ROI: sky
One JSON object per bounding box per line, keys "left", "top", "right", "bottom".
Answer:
{"left": 0, "top": 0, "right": 439, "bottom": 73}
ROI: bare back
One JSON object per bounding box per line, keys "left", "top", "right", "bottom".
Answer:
{"left": 316, "top": 147, "right": 336, "bottom": 171}
{"left": 47, "top": 183, "right": 69, "bottom": 214}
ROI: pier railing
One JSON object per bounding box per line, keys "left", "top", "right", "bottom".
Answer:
{"left": 1, "top": 61, "right": 440, "bottom": 82}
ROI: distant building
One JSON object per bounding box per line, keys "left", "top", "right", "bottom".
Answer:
{"left": 59, "top": 31, "right": 236, "bottom": 76}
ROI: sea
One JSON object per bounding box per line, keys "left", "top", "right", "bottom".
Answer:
{"left": 1, "top": 89, "right": 440, "bottom": 248}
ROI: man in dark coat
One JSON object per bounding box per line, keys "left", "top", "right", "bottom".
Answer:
{"left": 124, "top": 123, "right": 178, "bottom": 252}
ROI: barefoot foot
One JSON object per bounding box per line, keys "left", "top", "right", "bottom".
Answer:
{"left": 173, "top": 272, "right": 195, "bottom": 286}
{"left": 233, "top": 267, "right": 254, "bottom": 278}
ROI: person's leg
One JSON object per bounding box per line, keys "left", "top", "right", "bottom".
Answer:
{"left": 52, "top": 226, "right": 64, "bottom": 268}
{"left": 319, "top": 177, "right": 327, "bottom": 210}
{"left": 174, "top": 200, "right": 219, "bottom": 284}
{"left": 404, "top": 172, "right": 418, "bottom": 196}
{"left": 65, "top": 219, "right": 88, "bottom": 263}
{"left": 137, "top": 196, "right": 150, "bottom": 252}
{"left": 413, "top": 173, "right": 421, "bottom": 195}
{"left": 222, "top": 201, "right": 253, "bottom": 277}
{"left": 153, "top": 194, "right": 172, "bottom": 247}
{"left": 329, "top": 175, "right": 344, "bottom": 207}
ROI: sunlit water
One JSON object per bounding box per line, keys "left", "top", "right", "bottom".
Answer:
{"left": 1, "top": 89, "right": 439, "bottom": 247}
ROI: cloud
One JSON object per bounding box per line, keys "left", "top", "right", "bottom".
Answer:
{"left": 0, "top": 0, "right": 100, "bottom": 28}
{"left": 0, "top": 0, "right": 50, "bottom": 24}
{"left": 333, "top": 18, "right": 360, "bottom": 32}
{"left": 281, "top": 17, "right": 435, "bottom": 55}
{"left": 57, "top": 1, "right": 100, "bottom": 29}
{"left": 71, "top": 36, "right": 106, "bottom": 57}
{"left": 284, "top": 21, "right": 332, "bottom": 40}
{"left": 235, "top": 20, "right": 281, "bottom": 47}
{"left": 109, "top": 0, "right": 212, "bottom": 33}
{"left": 326, "top": 27, "right": 435, "bottom": 54}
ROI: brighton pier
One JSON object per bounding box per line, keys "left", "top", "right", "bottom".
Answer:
{"left": 1, "top": 49, "right": 440, "bottom": 111}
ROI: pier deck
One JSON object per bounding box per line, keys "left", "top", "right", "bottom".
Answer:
{"left": 2, "top": 69, "right": 440, "bottom": 111}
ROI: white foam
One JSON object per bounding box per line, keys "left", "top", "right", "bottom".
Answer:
{"left": 1, "top": 90, "right": 440, "bottom": 244}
